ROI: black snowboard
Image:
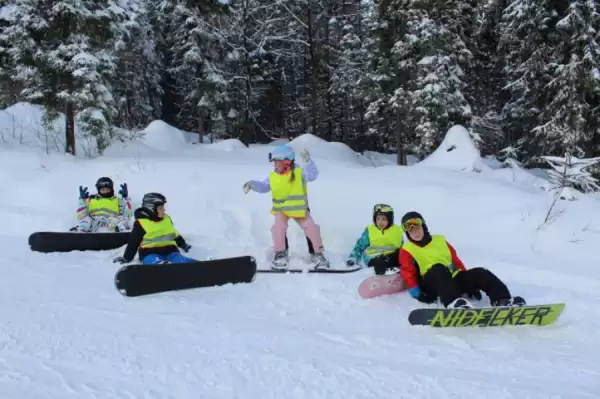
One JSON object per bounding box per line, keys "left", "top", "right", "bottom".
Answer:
{"left": 29, "top": 231, "right": 131, "bottom": 253}
{"left": 115, "top": 255, "right": 258, "bottom": 297}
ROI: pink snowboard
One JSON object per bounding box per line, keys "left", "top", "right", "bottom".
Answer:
{"left": 358, "top": 274, "right": 406, "bottom": 299}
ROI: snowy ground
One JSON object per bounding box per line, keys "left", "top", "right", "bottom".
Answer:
{"left": 1, "top": 108, "right": 600, "bottom": 398}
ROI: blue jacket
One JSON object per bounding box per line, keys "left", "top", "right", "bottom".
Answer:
{"left": 347, "top": 226, "right": 404, "bottom": 265}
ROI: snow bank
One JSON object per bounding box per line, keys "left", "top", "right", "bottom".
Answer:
{"left": 287, "top": 133, "right": 373, "bottom": 166}
{"left": 269, "top": 138, "right": 290, "bottom": 146}
{"left": 416, "top": 125, "right": 490, "bottom": 172}
{"left": 0, "top": 102, "right": 100, "bottom": 156}
{"left": 205, "top": 138, "right": 248, "bottom": 151}
{"left": 138, "top": 120, "right": 189, "bottom": 152}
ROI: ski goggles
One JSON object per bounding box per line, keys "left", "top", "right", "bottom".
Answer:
{"left": 374, "top": 204, "right": 393, "bottom": 213}
{"left": 402, "top": 218, "right": 423, "bottom": 231}
{"left": 96, "top": 181, "right": 112, "bottom": 188}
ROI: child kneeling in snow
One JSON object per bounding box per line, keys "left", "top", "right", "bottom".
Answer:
{"left": 243, "top": 145, "right": 328, "bottom": 270}
{"left": 113, "top": 193, "right": 193, "bottom": 265}
{"left": 346, "top": 204, "right": 404, "bottom": 274}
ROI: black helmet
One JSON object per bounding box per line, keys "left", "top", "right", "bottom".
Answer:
{"left": 141, "top": 192, "right": 167, "bottom": 218}
{"left": 373, "top": 203, "right": 394, "bottom": 226}
{"left": 96, "top": 177, "right": 114, "bottom": 198}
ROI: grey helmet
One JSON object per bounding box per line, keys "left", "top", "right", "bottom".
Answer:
{"left": 141, "top": 192, "right": 167, "bottom": 218}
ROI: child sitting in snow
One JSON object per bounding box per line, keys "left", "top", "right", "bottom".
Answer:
{"left": 346, "top": 204, "right": 404, "bottom": 275}
{"left": 113, "top": 192, "right": 193, "bottom": 265}
{"left": 243, "top": 145, "right": 329, "bottom": 270}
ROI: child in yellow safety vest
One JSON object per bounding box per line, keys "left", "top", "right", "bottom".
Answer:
{"left": 243, "top": 145, "right": 328, "bottom": 270}
{"left": 113, "top": 192, "right": 194, "bottom": 265}
{"left": 71, "top": 177, "right": 132, "bottom": 233}
{"left": 346, "top": 204, "right": 404, "bottom": 274}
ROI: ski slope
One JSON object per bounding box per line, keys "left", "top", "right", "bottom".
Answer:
{"left": 1, "top": 107, "right": 600, "bottom": 398}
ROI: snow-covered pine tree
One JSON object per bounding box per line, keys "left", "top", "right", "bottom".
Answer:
{"left": 389, "top": 0, "right": 472, "bottom": 158}
{"left": 165, "top": 0, "right": 229, "bottom": 140}
{"left": 363, "top": 0, "right": 400, "bottom": 155}
{"left": 112, "top": 0, "right": 163, "bottom": 130}
{"left": 498, "top": 0, "right": 561, "bottom": 162}
{"left": 327, "top": 0, "right": 370, "bottom": 144}
{"left": 543, "top": 153, "right": 600, "bottom": 200}
{"left": 8, "top": 0, "right": 128, "bottom": 155}
{"left": 468, "top": 0, "right": 509, "bottom": 155}
{"left": 532, "top": 0, "right": 600, "bottom": 159}
{"left": 0, "top": 2, "right": 18, "bottom": 108}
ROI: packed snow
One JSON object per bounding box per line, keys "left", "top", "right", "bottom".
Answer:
{"left": 1, "top": 108, "right": 600, "bottom": 398}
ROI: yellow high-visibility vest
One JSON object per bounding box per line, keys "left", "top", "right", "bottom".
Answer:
{"left": 138, "top": 216, "right": 179, "bottom": 248}
{"left": 269, "top": 168, "right": 308, "bottom": 218}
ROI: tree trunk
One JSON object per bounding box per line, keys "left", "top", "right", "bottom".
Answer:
{"left": 65, "top": 99, "right": 75, "bottom": 155}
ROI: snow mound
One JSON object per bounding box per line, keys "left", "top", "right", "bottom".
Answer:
{"left": 205, "top": 138, "right": 248, "bottom": 151}
{"left": 139, "top": 120, "right": 189, "bottom": 152}
{"left": 288, "top": 133, "right": 372, "bottom": 166}
{"left": 0, "top": 102, "right": 99, "bottom": 156}
{"left": 416, "top": 125, "right": 490, "bottom": 172}
{"left": 269, "top": 138, "right": 290, "bottom": 146}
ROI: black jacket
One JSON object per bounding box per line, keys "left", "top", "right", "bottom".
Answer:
{"left": 122, "top": 208, "right": 188, "bottom": 262}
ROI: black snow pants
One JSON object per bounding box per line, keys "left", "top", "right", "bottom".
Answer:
{"left": 421, "top": 264, "right": 511, "bottom": 307}
{"left": 368, "top": 249, "right": 401, "bottom": 275}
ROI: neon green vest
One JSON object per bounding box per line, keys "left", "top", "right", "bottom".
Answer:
{"left": 269, "top": 168, "right": 308, "bottom": 218}
{"left": 138, "top": 216, "right": 179, "bottom": 248}
{"left": 87, "top": 197, "right": 120, "bottom": 217}
{"left": 365, "top": 224, "right": 404, "bottom": 257}
{"left": 401, "top": 235, "right": 456, "bottom": 276}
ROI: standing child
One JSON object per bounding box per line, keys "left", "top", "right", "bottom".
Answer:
{"left": 113, "top": 192, "right": 194, "bottom": 265}
{"left": 243, "top": 145, "right": 329, "bottom": 269}
{"left": 346, "top": 204, "right": 404, "bottom": 274}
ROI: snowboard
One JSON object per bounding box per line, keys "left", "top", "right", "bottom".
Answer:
{"left": 358, "top": 274, "right": 406, "bottom": 299}
{"left": 257, "top": 265, "right": 362, "bottom": 274}
{"left": 408, "top": 303, "right": 566, "bottom": 327}
{"left": 115, "top": 255, "right": 257, "bottom": 297}
{"left": 29, "top": 231, "right": 131, "bottom": 253}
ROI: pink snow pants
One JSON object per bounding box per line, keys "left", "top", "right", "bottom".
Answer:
{"left": 271, "top": 211, "right": 324, "bottom": 253}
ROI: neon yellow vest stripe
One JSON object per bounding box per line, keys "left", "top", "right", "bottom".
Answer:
{"left": 138, "top": 216, "right": 179, "bottom": 248}
{"left": 87, "top": 197, "right": 120, "bottom": 217}
{"left": 365, "top": 224, "right": 404, "bottom": 257}
{"left": 401, "top": 235, "right": 455, "bottom": 276}
{"left": 269, "top": 168, "right": 308, "bottom": 218}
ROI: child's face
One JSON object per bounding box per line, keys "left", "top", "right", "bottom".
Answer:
{"left": 274, "top": 159, "right": 291, "bottom": 172}
{"left": 407, "top": 225, "right": 424, "bottom": 241}
{"left": 156, "top": 205, "right": 165, "bottom": 218}
{"left": 375, "top": 214, "right": 388, "bottom": 229}
{"left": 99, "top": 187, "right": 111, "bottom": 195}
{"left": 274, "top": 160, "right": 285, "bottom": 171}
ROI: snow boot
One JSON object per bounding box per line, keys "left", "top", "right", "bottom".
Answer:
{"left": 271, "top": 250, "right": 289, "bottom": 270}
{"left": 447, "top": 298, "right": 474, "bottom": 309}
{"left": 311, "top": 253, "right": 330, "bottom": 269}
{"left": 492, "top": 296, "right": 526, "bottom": 307}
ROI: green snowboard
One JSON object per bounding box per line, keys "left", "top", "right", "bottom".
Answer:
{"left": 408, "top": 303, "right": 566, "bottom": 327}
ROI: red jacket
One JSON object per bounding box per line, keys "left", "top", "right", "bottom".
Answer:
{"left": 398, "top": 240, "right": 466, "bottom": 289}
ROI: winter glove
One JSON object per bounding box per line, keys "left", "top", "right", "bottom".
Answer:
{"left": 369, "top": 255, "right": 392, "bottom": 275}
{"left": 243, "top": 181, "right": 252, "bottom": 194}
{"left": 119, "top": 183, "right": 128, "bottom": 198}
{"left": 346, "top": 259, "right": 356, "bottom": 267}
{"left": 113, "top": 256, "right": 128, "bottom": 264}
{"left": 180, "top": 243, "right": 192, "bottom": 253}
{"left": 79, "top": 186, "right": 89, "bottom": 199}
{"left": 300, "top": 149, "right": 310, "bottom": 163}
{"left": 409, "top": 286, "right": 436, "bottom": 304}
